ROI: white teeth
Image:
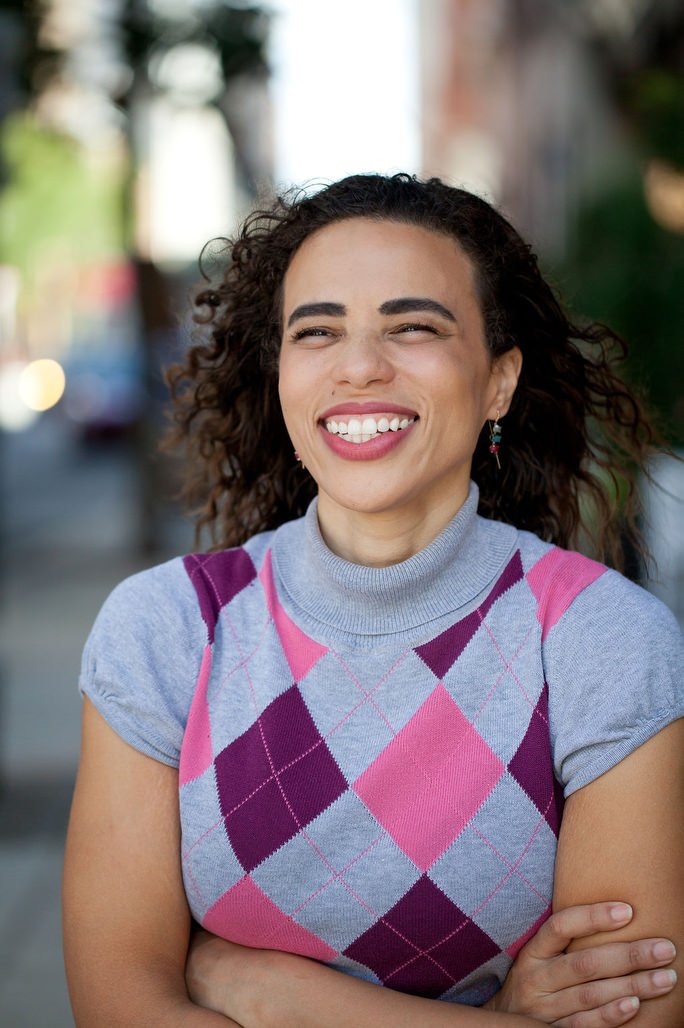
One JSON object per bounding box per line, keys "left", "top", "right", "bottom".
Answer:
{"left": 323, "top": 415, "right": 415, "bottom": 438}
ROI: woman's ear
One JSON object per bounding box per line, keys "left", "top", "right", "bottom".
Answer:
{"left": 489, "top": 346, "right": 522, "bottom": 418}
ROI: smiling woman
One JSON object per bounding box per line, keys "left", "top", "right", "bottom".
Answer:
{"left": 63, "top": 174, "right": 684, "bottom": 1027}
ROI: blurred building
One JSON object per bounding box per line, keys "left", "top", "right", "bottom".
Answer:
{"left": 420, "top": 0, "right": 639, "bottom": 254}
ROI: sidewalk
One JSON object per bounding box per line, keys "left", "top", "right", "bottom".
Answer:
{"left": 0, "top": 417, "right": 190, "bottom": 1026}
{"left": 0, "top": 542, "right": 146, "bottom": 1027}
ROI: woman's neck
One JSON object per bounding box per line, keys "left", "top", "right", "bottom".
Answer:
{"left": 316, "top": 486, "right": 470, "bottom": 567}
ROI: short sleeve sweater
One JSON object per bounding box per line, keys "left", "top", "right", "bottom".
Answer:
{"left": 80, "top": 483, "right": 684, "bottom": 1006}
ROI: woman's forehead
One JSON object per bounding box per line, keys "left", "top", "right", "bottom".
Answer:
{"left": 282, "top": 217, "right": 478, "bottom": 305}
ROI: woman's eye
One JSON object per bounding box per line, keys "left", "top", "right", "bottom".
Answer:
{"left": 291, "top": 327, "right": 332, "bottom": 341}
{"left": 396, "top": 322, "right": 438, "bottom": 335}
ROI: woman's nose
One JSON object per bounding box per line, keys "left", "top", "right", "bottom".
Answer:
{"left": 332, "top": 333, "right": 395, "bottom": 388}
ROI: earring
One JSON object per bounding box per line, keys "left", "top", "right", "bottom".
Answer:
{"left": 488, "top": 411, "right": 502, "bottom": 470}
{"left": 294, "top": 450, "right": 306, "bottom": 470}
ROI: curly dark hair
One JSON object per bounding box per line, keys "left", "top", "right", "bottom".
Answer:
{"left": 166, "top": 172, "right": 661, "bottom": 569}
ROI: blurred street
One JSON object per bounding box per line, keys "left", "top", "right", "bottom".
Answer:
{"left": 0, "top": 415, "right": 191, "bottom": 1026}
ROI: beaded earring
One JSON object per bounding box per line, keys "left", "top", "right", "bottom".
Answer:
{"left": 488, "top": 412, "right": 502, "bottom": 470}
{"left": 294, "top": 450, "right": 306, "bottom": 470}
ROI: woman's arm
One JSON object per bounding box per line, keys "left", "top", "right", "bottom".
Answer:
{"left": 552, "top": 719, "right": 684, "bottom": 1026}
{"left": 62, "top": 699, "right": 237, "bottom": 1026}
{"left": 187, "top": 906, "right": 675, "bottom": 1028}
{"left": 188, "top": 933, "right": 540, "bottom": 1027}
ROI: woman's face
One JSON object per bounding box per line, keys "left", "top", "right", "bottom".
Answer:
{"left": 278, "top": 217, "right": 520, "bottom": 539}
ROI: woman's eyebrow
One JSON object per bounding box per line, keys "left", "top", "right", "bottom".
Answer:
{"left": 287, "top": 302, "right": 346, "bottom": 327}
{"left": 379, "top": 297, "right": 456, "bottom": 322}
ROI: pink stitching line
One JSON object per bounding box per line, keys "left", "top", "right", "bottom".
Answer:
{"left": 381, "top": 914, "right": 475, "bottom": 989}
{"left": 182, "top": 650, "right": 411, "bottom": 858}
{"left": 182, "top": 853, "right": 208, "bottom": 907}
{"left": 327, "top": 654, "right": 398, "bottom": 735}
{"left": 395, "top": 793, "right": 554, "bottom": 981}
{"left": 469, "top": 824, "right": 550, "bottom": 904}
{"left": 213, "top": 611, "right": 272, "bottom": 700}
{"left": 222, "top": 609, "right": 348, "bottom": 874}
{"left": 185, "top": 554, "right": 226, "bottom": 619}
{"left": 289, "top": 832, "right": 385, "bottom": 917}
{"left": 470, "top": 624, "right": 536, "bottom": 727}
{"left": 467, "top": 797, "right": 551, "bottom": 922}
{"left": 380, "top": 769, "right": 556, "bottom": 984}
{"left": 478, "top": 612, "right": 546, "bottom": 720}
{"left": 319, "top": 648, "right": 413, "bottom": 742}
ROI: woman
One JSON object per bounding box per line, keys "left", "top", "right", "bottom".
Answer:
{"left": 63, "top": 174, "right": 683, "bottom": 1026}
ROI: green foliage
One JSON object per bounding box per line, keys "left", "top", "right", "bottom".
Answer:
{"left": 0, "top": 113, "right": 125, "bottom": 288}
{"left": 628, "top": 70, "right": 684, "bottom": 168}
{"left": 558, "top": 170, "right": 684, "bottom": 445}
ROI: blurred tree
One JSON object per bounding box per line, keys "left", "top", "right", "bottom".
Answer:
{"left": 0, "top": 115, "right": 124, "bottom": 288}
{"left": 558, "top": 1, "right": 684, "bottom": 444}
{"left": 0, "top": 0, "right": 271, "bottom": 554}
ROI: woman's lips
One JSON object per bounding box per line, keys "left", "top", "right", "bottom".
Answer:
{"left": 318, "top": 418, "right": 417, "bottom": 460}
{"left": 320, "top": 401, "right": 418, "bottom": 419}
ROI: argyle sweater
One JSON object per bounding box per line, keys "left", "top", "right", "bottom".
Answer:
{"left": 80, "top": 484, "right": 684, "bottom": 1006}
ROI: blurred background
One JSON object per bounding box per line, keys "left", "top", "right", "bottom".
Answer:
{"left": 0, "top": 0, "right": 682, "bottom": 1022}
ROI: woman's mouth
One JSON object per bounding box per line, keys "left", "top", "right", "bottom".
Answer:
{"left": 323, "top": 414, "right": 416, "bottom": 444}
{"left": 317, "top": 412, "right": 418, "bottom": 460}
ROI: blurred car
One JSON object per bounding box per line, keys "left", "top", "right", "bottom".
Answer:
{"left": 61, "top": 345, "right": 146, "bottom": 441}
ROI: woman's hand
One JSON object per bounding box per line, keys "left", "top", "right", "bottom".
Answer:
{"left": 186, "top": 930, "right": 279, "bottom": 1026}
{"left": 485, "top": 902, "right": 677, "bottom": 1025}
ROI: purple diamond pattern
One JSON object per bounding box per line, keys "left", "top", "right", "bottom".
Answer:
{"left": 184, "top": 549, "right": 257, "bottom": 643}
{"left": 214, "top": 685, "right": 347, "bottom": 870}
{"left": 415, "top": 552, "right": 523, "bottom": 679}
{"left": 344, "top": 876, "right": 499, "bottom": 998}
{"left": 508, "top": 684, "right": 564, "bottom": 835}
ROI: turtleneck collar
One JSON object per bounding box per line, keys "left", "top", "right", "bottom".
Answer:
{"left": 270, "top": 482, "right": 518, "bottom": 646}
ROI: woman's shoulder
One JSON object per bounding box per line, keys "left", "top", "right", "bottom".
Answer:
{"left": 101, "top": 523, "right": 278, "bottom": 626}
{"left": 509, "top": 526, "right": 679, "bottom": 637}
{"left": 529, "top": 542, "right": 684, "bottom": 797}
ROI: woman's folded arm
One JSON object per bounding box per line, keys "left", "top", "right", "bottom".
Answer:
{"left": 62, "top": 699, "right": 236, "bottom": 1026}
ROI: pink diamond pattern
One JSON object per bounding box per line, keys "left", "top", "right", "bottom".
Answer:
{"left": 527, "top": 548, "right": 605, "bottom": 641}
{"left": 204, "top": 875, "right": 337, "bottom": 961}
{"left": 353, "top": 684, "right": 505, "bottom": 871}
{"left": 179, "top": 645, "right": 214, "bottom": 786}
{"left": 259, "top": 550, "right": 327, "bottom": 681}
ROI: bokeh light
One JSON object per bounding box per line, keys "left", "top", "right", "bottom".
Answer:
{"left": 0, "top": 362, "right": 39, "bottom": 430}
{"left": 18, "top": 358, "right": 66, "bottom": 412}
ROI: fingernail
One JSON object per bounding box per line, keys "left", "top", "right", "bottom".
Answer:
{"left": 652, "top": 969, "right": 677, "bottom": 989}
{"left": 618, "top": 997, "right": 639, "bottom": 1013}
{"left": 609, "top": 903, "right": 633, "bottom": 922}
{"left": 653, "top": 941, "right": 676, "bottom": 961}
